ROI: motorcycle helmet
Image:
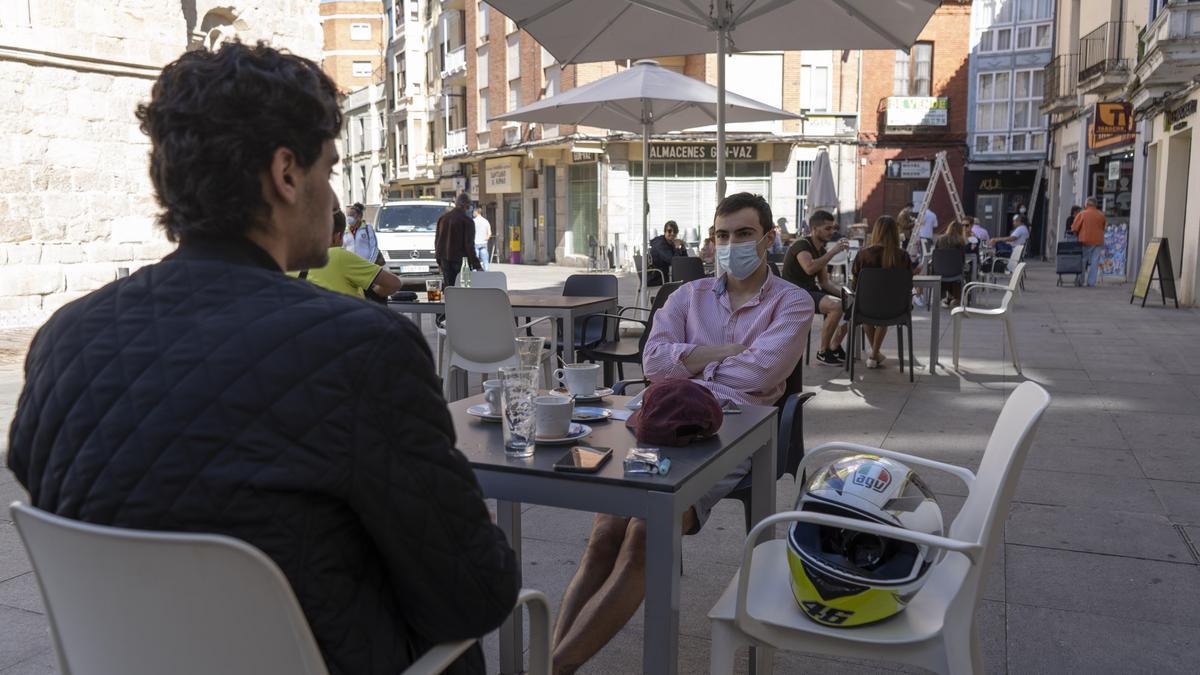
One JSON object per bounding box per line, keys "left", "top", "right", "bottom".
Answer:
{"left": 786, "top": 454, "right": 944, "bottom": 627}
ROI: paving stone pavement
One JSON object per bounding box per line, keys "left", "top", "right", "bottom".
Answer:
{"left": 1, "top": 262, "right": 1198, "bottom": 674}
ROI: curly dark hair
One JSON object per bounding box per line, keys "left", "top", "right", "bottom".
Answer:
{"left": 136, "top": 41, "right": 342, "bottom": 242}
{"left": 713, "top": 192, "right": 774, "bottom": 233}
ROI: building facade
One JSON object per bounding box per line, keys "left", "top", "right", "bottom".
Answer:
{"left": 383, "top": 0, "right": 437, "bottom": 198}
{"left": 857, "top": 1, "right": 973, "bottom": 229}
{"left": 1130, "top": 0, "right": 1200, "bottom": 306}
{"left": 320, "top": 0, "right": 385, "bottom": 93}
{"left": 380, "top": 2, "right": 863, "bottom": 267}
{"left": 340, "top": 83, "right": 389, "bottom": 206}
{"left": 965, "top": 0, "right": 1055, "bottom": 245}
{"left": 1042, "top": 0, "right": 1147, "bottom": 284}
{"left": 0, "top": 1, "right": 321, "bottom": 320}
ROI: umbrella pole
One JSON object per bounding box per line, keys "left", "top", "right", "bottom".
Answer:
{"left": 641, "top": 119, "right": 650, "bottom": 308}
{"left": 715, "top": 17, "right": 727, "bottom": 201}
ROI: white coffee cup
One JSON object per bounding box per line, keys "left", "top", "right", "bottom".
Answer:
{"left": 534, "top": 395, "right": 574, "bottom": 439}
{"left": 483, "top": 379, "right": 503, "bottom": 415}
{"left": 554, "top": 363, "right": 600, "bottom": 397}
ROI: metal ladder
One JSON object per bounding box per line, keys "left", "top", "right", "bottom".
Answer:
{"left": 915, "top": 151, "right": 966, "bottom": 226}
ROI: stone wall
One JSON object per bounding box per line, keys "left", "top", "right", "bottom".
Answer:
{"left": 0, "top": 1, "right": 321, "bottom": 323}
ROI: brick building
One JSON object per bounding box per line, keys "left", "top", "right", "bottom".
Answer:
{"left": 424, "top": 2, "right": 863, "bottom": 266}
{"left": 319, "top": 1, "right": 385, "bottom": 92}
{"left": 857, "top": 0, "right": 973, "bottom": 227}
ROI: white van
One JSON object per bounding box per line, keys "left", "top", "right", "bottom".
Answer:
{"left": 373, "top": 198, "right": 453, "bottom": 276}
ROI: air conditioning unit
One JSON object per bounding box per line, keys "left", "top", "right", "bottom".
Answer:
{"left": 503, "top": 125, "right": 520, "bottom": 146}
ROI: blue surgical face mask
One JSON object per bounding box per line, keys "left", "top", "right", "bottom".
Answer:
{"left": 716, "top": 234, "right": 768, "bottom": 280}
{"left": 347, "top": 216, "right": 358, "bottom": 226}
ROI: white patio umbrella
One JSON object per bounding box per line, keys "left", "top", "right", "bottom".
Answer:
{"left": 488, "top": 0, "right": 939, "bottom": 199}
{"left": 493, "top": 59, "right": 799, "bottom": 305}
{"left": 806, "top": 148, "right": 839, "bottom": 217}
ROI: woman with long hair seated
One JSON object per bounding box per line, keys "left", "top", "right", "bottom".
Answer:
{"left": 851, "top": 215, "right": 911, "bottom": 369}
{"left": 935, "top": 219, "right": 969, "bottom": 307}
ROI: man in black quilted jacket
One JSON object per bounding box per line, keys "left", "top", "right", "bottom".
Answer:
{"left": 6, "top": 41, "right": 519, "bottom": 675}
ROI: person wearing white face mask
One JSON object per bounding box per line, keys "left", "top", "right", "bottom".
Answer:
{"left": 550, "top": 193, "right": 813, "bottom": 673}
{"left": 342, "top": 202, "right": 380, "bottom": 264}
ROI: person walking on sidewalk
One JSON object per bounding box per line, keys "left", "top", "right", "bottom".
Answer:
{"left": 472, "top": 207, "right": 492, "bottom": 271}
{"left": 1071, "top": 197, "right": 1107, "bottom": 287}
{"left": 435, "top": 192, "right": 481, "bottom": 287}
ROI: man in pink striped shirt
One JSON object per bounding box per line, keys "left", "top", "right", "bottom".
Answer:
{"left": 551, "top": 193, "right": 813, "bottom": 674}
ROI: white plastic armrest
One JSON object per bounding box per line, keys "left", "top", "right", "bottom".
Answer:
{"left": 963, "top": 282, "right": 1008, "bottom": 293}
{"left": 735, "top": 511, "right": 983, "bottom": 629}
{"left": 403, "top": 640, "right": 477, "bottom": 675}
{"left": 800, "top": 441, "right": 977, "bottom": 489}
{"left": 515, "top": 316, "right": 553, "bottom": 331}
{"left": 515, "top": 589, "right": 552, "bottom": 675}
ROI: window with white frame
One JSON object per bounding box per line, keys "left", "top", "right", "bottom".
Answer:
{"left": 477, "top": 2, "right": 489, "bottom": 42}
{"left": 893, "top": 43, "right": 932, "bottom": 96}
{"left": 351, "top": 23, "right": 371, "bottom": 41}
{"left": 977, "top": 0, "right": 1051, "bottom": 53}
{"left": 508, "top": 80, "right": 520, "bottom": 111}
{"left": 1009, "top": 68, "right": 1046, "bottom": 152}
{"left": 974, "top": 71, "right": 1010, "bottom": 153}
{"left": 354, "top": 116, "right": 366, "bottom": 154}
{"left": 800, "top": 65, "right": 829, "bottom": 112}
{"left": 397, "top": 121, "right": 408, "bottom": 166}
{"left": 795, "top": 159, "right": 814, "bottom": 224}
{"left": 379, "top": 112, "right": 386, "bottom": 151}
{"left": 393, "top": 54, "right": 406, "bottom": 108}
{"left": 478, "top": 88, "right": 489, "bottom": 131}
{"left": 476, "top": 46, "right": 488, "bottom": 88}
{"left": 352, "top": 61, "right": 372, "bottom": 78}
{"left": 393, "top": 1, "right": 403, "bottom": 29}
{"left": 505, "top": 16, "right": 516, "bottom": 34}
{"left": 506, "top": 33, "right": 520, "bottom": 80}
{"left": 542, "top": 65, "right": 560, "bottom": 137}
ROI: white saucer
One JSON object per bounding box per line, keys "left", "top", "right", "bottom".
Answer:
{"left": 534, "top": 423, "right": 592, "bottom": 445}
{"left": 572, "top": 406, "right": 613, "bottom": 422}
{"left": 466, "top": 404, "right": 502, "bottom": 422}
{"left": 552, "top": 387, "right": 614, "bottom": 403}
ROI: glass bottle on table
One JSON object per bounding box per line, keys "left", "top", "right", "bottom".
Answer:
{"left": 459, "top": 258, "right": 472, "bottom": 287}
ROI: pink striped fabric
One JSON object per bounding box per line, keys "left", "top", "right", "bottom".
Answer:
{"left": 642, "top": 274, "right": 814, "bottom": 408}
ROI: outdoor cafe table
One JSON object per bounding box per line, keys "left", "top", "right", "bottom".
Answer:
{"left": 448, "top": 393, "right": 779, "bottom": 675}
{"left": 913, "top": 274, "right": 942, "bottom": 374}
{"left": 387, "top": 292, "right": 617, "bottom": 364}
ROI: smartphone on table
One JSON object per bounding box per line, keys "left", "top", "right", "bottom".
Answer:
{"left": 553, "top": 446, "right": 613, "bottom": 473}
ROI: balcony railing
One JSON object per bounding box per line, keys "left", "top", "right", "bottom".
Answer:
{"left": 1041, "top": 54, "right": 1079, "bottom": 114}
{"left": 1079, "top": 22, "right": 1133, "bottom": 85}
{"left": 444, "top": 127, "right": 468, "bottom": 156}
{"left": 441, "top": 45, "right": 466, "bottom": 78}
{"left": 1136, "top": 0, "right": 1200, "bottom": 88}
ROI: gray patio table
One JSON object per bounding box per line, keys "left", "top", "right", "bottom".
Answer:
{"left": 913, "top": 274, "right": 942, "bottom": 374}
{"left": 388, "top": 292, "right": 617, "bottom": 363}
{"left": 448, "top": 393, "right": 778, "bottom": 675}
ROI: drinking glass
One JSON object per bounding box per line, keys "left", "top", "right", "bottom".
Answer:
{"left": 424, "top": 279, "right": 443, "bottom": 302}
{"left": 514, "top": 336, "right": 544, "bottom": 369}
{"left": 499, "top": 366, "right": 539, "bottom": 458}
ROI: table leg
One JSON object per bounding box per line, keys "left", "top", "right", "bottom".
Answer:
{"left": 643, "top": 492, "right": 682, "bottom": 675}
{"left": 497, "top": 501, "right": 524, "bottom": 675}
{"left": 928, "top": 297, "right": 940, "bottom": 375}
{"left": 750, "top": 426, "right": 778, "bottom": 545}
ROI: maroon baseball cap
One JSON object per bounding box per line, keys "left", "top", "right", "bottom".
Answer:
{"left": 626, "top": 379, "right": 724, "bottom": 447}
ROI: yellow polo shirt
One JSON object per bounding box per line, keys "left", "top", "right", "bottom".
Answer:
{"left": 292, "top": 247, "right": 382, "bottom": 299}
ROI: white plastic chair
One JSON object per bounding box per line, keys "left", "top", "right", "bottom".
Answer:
{"left": 952, "top": 262, "right": 1026, "bottom": 375}
{"left": 469, "top": 270, "right": 508, "bottom": 290}
{"left": 984, "top": 243, "right": 1024, "bottom": 287}
{"left": 708, "top": 381, "right": 1051, "bottom": 675}
{"left": 442, "top": 287, "right": 555, "bottom": 401}
{"left": 435, "top": 271, "right": 510, "bottom": 374}
{"left": 826, "top": 250, "right": 849, "bottom": 284}
{"left": 9, "top": 502, "right": 553, "bottom": 675}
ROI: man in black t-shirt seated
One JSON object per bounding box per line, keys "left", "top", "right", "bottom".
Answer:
{"left": 782, "top": 210, "right": 849, "bottom": 365}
